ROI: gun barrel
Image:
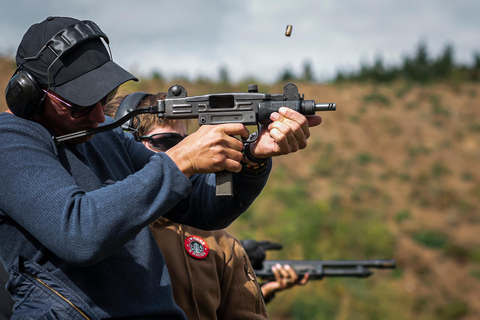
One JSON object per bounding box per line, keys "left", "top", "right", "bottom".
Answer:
{"left": 315, "top": 103, "right": 336, "bottom": 111}
{"left": 322, "top": 259, "right": 396, "bottom": 269}
{"left": 323, "top": 266, "right": 373, "bottom": 278}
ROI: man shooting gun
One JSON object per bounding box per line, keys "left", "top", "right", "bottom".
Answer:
{"left": 55, "top": 82, "right": 336, "bottom": 196}
{"left": 0, "top": 16, "right": 326, "bottom": 319}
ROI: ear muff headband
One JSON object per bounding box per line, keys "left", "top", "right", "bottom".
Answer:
{"left": 114, "top": 92, "right": 151, "bottom": 131}
{"left": 5, "top": 20, "right": 110, "bottom": 118}
{"left": 19, "top": 20, "right": 110, "bottom": 71}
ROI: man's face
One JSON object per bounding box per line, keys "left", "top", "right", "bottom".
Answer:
{"left": 35, "top": 94, "right": 106, "bottom": 144}
{"left": 140, "top": 123, "right": 187, "bottom": 153}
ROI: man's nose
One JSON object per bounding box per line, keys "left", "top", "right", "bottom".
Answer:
{"left": 87, "top": 102, "right": 106, "bottom": 123}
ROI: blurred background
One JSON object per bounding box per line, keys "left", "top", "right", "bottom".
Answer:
{"left": 1, "top": 1, "right": 480, "bottom": 319}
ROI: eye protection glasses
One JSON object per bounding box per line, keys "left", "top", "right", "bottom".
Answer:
{"left": 137, "top": 132, "right": 185, "bottom": 152}
{"left": 43, "top": 87, "right": 118, "bottom": 118}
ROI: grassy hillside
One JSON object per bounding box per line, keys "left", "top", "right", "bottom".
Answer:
{"left": 2, "top": 56, "right": 480, "bottom": 319}
{"left": 226, "top": 81, "right": 480, "bottom": 320}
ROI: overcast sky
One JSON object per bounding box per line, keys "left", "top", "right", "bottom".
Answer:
{"left": 1, "top": 0, "right": 479, "bottom": 83}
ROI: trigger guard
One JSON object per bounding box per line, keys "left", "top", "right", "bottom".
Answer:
{"left": 244, "top": 126, "right": 260, "bottom": 144}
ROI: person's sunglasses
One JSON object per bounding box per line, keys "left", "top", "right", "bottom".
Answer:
{"left": 43, "top": 87, "right": 118, "bottom": 118}
{"left": 137, "top": 132, "right": 185, "bottom": 152}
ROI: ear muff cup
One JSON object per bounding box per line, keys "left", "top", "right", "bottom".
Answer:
{"left": 114, "top": 92, "right": 151, "bottom": 131}
{"left": 5, "top": 70, "right": 43, "bottom": 118}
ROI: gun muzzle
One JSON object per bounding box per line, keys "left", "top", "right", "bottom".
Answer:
{"left": 301, "top": 100, "right": 336, "bottom": 115}
{"left": 372, "top": 259, "right": 396, "bottom": 268}
{"left": 315, "top": 103, "right": 336, "bottom": 111}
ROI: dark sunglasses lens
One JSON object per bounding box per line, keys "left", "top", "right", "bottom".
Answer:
{"left": 150, "top": 134, "right": 184, "bottom": 151}
{"left": 71, "top": 87, "right": 118, "bottom": 118}
{"left": 71, "top": 105, "right": 95, "bottom": 118}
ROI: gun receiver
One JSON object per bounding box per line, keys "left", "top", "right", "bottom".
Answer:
{"left": 54, "top": 83, "right": 336, "bottom": 196}
{"left": 156, "top": 83, "right": 335, "bottom": 126}
{"left": 255, "top": 259, "right": 396, "bottom": 281}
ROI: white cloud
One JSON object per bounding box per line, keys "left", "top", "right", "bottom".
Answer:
{"left": 1, "top": 0, "right": 479, "bottom": 83}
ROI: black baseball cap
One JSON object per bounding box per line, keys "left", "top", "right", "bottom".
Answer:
{"left": 16, "top": 16, "right": 138, "bottom": 107}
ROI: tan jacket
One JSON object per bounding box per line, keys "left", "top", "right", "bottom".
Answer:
{"left": 150, "top": 217, "right": 268, "bottom": 320}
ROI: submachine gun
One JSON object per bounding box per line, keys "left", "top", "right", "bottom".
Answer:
{"left": 55, "top": 83, "right": 336, "bottom": 196}
{"left": 254, "top": 259, "right": 396, "bottom": 281}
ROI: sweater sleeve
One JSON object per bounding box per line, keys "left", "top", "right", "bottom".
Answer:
{"left": 0, "top": 114, "right": 192, "bottom": 266}
{"left": 0, "top": 114, "right": 271, "bottom": 266}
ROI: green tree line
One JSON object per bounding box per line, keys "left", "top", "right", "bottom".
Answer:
{"left": 144, "top": 41, "right": 480, "bottom": 85}
{"left": 333, "top": 41, "right": 480, "bottom": 84}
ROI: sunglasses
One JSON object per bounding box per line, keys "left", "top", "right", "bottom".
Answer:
{"left": 137, "top": 132, "right": 185, "bottom": 152}
{"left": 43, "top": 87, "right": 118, "bottom": 118}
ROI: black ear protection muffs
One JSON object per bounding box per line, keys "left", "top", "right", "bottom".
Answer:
{"left": 5, "top": 70, "right": 43, "bottom": 119}
{"left": 5, "top": 20, "right": 109, "bottom": 118}
{"left": 114, "top": 92, "right": 151, "bottom": 132}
